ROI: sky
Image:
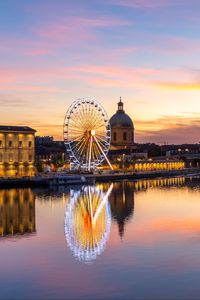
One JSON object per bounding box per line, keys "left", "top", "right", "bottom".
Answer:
{"left": 0, "top": 0, "right": 200, "bottom": 144}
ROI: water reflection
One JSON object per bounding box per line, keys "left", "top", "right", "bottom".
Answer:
{"left": 64, "top": 177, "right": 191, "bottom": 261}
{"left": 0, "top": 189, "right": 35, "bottom": 237}
{"left": 64, "top": 184, "right": 113, "bottom": 262}
{"left": 134, "top": 176, "right": 186, "bottom": 191}
{"left": 109, "top": 181, "right": 134, "bottom": 238}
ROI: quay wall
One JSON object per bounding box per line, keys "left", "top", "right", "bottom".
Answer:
{"left": 0, "top": 168, "right": 200, "bottom": 188}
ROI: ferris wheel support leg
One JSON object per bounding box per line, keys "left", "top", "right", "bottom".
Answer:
{"left": 93, "top": 136, "right": 113, "bottom": 170}
{"left": 88, "top": 136, "right": 93, "bottom": 171}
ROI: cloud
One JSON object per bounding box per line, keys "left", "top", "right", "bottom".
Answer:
{"left": 65, "top": 64, "right": 159, "bottom": 88}
{"left": 135, "top": 115, "right": 200, "bottom": 144}
{"left": 25, "top": 48, "right": 51, "bottom": 56}
{"left": 110, "top": 0, "right": 175, "bottom": 9}
{"left": 0, "top": 94, "right": 27, "bottom": 107}
{"left": 34, "top": 15, "right": 131, "bottom": 45}
{"left": 155, "top": 81, "right": 200, "bottom": 90}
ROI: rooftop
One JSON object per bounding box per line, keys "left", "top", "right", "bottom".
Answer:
{"left": 0, "top": 126, "right": 36, "bottom": 133}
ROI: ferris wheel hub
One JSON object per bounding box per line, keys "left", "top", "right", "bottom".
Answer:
{"left": 91, "top": 129, "right": 95, "bottom": 136}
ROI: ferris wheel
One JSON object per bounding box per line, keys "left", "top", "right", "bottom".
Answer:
{"left": 64, "top": 98, "right": 113, "bottom": 171}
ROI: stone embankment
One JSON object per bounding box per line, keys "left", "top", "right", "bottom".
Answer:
{"left": 0, "top": 168, "right": 199, "bottom": 188}
{"left": 0, "top": 168, "right": 200, "bottom": 188}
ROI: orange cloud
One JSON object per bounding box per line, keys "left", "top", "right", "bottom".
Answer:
{"left": 155, "top": 81, "right": 200, "bottom": 90}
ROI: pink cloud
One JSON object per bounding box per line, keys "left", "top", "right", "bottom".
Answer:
{"left": 0, "top": 63, "right": 160, "bottom": 91}
{"left": 25, "top": 48, "right": 51, "bottom": 56}
{"left": 35, "top": 16, "right": 130, "bottom": 44}
{"left": 65, "top": 64, "right": 160, "bottom": 88}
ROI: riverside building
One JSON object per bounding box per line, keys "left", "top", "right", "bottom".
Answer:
{"left": 0, "top": 126, "right": 36, "bottom": 177}
{"left": 110, "top": 97, "right": 134, "bottom": 149}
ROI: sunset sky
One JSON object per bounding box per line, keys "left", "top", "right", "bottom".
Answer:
{"left": 0, "top": 0, "right": 200, "bottom": 144}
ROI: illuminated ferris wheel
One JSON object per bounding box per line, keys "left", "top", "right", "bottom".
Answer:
{"left": 64, "top": 184, "right": 113, "bottom": 262}
{"left": 63, "top": 98, "right": 113, "bottom": 171}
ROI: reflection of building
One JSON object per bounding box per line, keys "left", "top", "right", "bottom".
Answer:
{"left": 0, "top": 189, "right": 36, "bottom": 236}
{"left": 109, "top": 182, "right": 134, "bottom": 238}
{"left": 110, "top": 98, "right": 134, "bottom": 148}
{"left": 0, "top": 126, "right": 36, "bottom": 177}
{"left": 134, "top": 177, "right": 185, "bottom": 191}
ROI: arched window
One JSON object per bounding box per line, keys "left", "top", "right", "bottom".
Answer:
{"left": 113, "top": 132, "right": 117, "bottom": 141}
{"left": 123, "top": 132, "right": 127, "bottom": 141}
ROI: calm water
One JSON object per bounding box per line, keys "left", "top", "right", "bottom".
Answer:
{"left": 0, "top": 177, "right": 200, "bottom": 299}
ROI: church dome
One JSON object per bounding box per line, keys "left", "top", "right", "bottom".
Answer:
{"left": 110, "top": 98, "right": 133, "bottom": 128}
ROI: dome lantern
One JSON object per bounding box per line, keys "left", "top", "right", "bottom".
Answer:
{"left": 117, "top": 97, "right": 124, "bottom": 112}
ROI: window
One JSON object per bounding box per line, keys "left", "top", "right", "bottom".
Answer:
{"left": 19, "top": 141, "right": 22, "bottom": 147}
{"left": 8, "top": 141, "right": 12, "bottom": 147}
{"left": 9, "top": 154, "right": 13, "bottom": 162}
{"left": 28, "top": 155, "right": 32, "bottom": 162}
{"left": 0, "top": 140, "right": 2, "bottom": 147}
{"left": 0, "top": 154, "right": 2, "bottom": 162}
{"left": 113, "top": 132, "right": 117, "bottom": 141}
{"left": 123, "top": 132, "right": 127, "bottom": 141}
{"left": 28, "top": 141, "right": 32, "bottom": 148}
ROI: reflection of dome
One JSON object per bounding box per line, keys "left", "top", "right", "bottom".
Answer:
{"left": 110, "top": 98, "right": 134, "bottom": 145}
{"left": 64, "top": 185, "right": 112, "bottom": 263}
{"left": 109, "top": 182, "right": 134, "bottom": 238}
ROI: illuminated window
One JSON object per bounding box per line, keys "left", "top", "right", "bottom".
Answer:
{"left": 8, "top": 141, "right": 12, "bottom": 147}
{"left": 9, "top": 154, "right": 13, "bottom": 162}
{"left": 123, "top": 132, "right": 127, "bottom": 141}
{"left": 28, "top": 141, "right": 32, "bottom": 148}
{"left": 19, "top": 141, "right": 22, "bottom": 147}
{"left": 28, "top": 155, "right": 32, "bottom": 162}
{"left": 113, "top": 132, "right": 117, "bottom": 141}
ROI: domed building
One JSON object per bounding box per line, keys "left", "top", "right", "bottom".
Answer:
{"left": 110, "top": 98, "right": 134, "bottom": 149}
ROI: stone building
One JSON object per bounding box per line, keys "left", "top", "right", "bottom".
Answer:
{"left": 0, "top": 126, "right": 36, "bottom": 177}
{"left": 110, "top": 98, "right": 134, "bottom": 149}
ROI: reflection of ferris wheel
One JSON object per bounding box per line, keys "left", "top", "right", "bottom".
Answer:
{"left": 63, "top": 98, "right": 113, "bottom": 171}
{"left": 64, "top": 184, "right": 113, "bottom": 263}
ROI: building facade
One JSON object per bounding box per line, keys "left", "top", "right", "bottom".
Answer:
{"left": 133, "top": 159, "right": 185, "bottom": 172}
{"left": 0, "top": 126, "right": 36, "bottom": 177}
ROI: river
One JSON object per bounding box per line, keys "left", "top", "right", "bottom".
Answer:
{"left": 0, "top": 176, "right": 200, "bottom": 299}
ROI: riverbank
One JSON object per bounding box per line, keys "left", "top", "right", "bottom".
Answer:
{"left": 0, "top": 168, "right": 200, "bottom": 188}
